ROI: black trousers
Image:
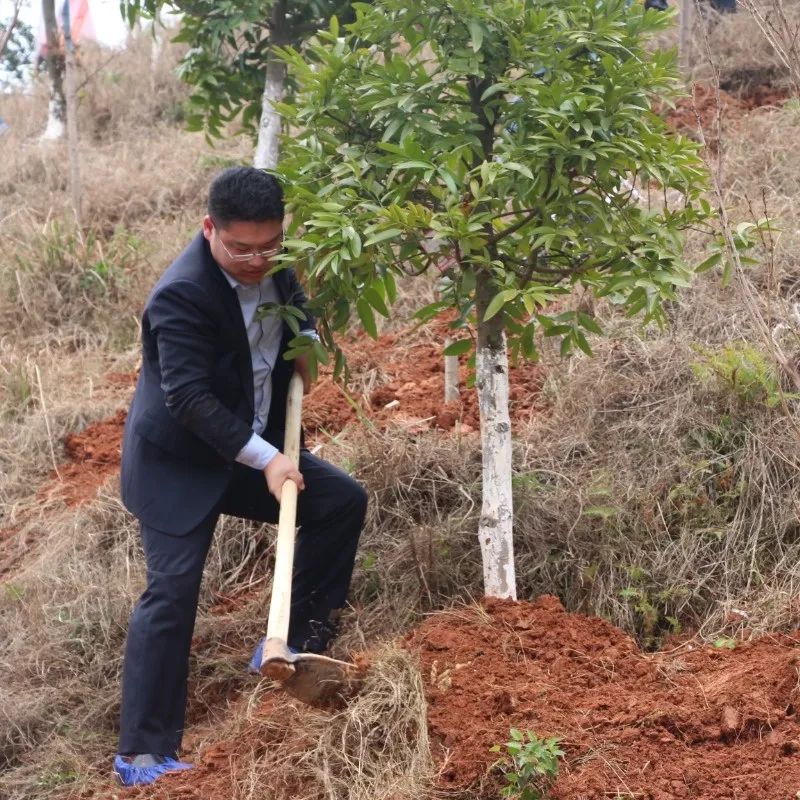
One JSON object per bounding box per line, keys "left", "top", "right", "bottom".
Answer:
{"left": 117, "top": 452, "right": 367, "bottom": 757}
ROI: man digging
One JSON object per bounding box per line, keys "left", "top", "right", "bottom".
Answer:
{"left": 113, "top": 166, "right": 367, "bottom": 787}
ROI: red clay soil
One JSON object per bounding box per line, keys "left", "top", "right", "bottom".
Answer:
{"left": 39, "top": 409, "right": 128, "bottom": 506}
{"left": 42, "top": 321, "right": 544, "bottom": 508}
{"left": 663, "top": 81, "right": 789, "bottom": 138}
{"left": 304, "top": 326, "right": 544, "bottom": 438}
{"left": 410, "top": 596, "right": 800, "bottom": 800}
{"left": 93, "top": 595, "right": 800, "bottom": 800}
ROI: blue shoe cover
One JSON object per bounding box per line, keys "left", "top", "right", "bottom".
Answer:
{"left": 248, "top": 638, "right": 298, "bottom": 674}
{"left": 113, "top": 754, "right": 193, "bottom": 786}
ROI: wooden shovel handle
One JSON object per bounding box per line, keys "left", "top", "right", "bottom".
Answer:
{"left": 264, "top": 372, "right": 304, "bottom": 653}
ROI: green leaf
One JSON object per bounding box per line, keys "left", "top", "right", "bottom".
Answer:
{"left": 413, "top": 301, "right": 447, "bottom": 322}
{"left": 396, "top": 160, "right": 434, "bottom": 170}
{"left": 503, "top": 162, "right": 534, "bottom": 180}
{"left": 480, "top": 82, "right": 506, "bottom": 101}
{"left": 468, "top": 20, "right": 484, "bottom": 52}
{"left": 695, "top": 251, "right": 723, "bottom": 273}
{"left": 577, "top": 312, "right": 602, "bottom": 335}
{"left": 575, "top": 329, "right": 593, "bottom": 356}
{"left": 357, "top": 297, "right": 378, "bottom": 338}
{"left": 363, "top": 286, "right": 389, "bottom": 317}
{"left": 384, "top": 270, "right": 398, "bottom": 304}
{"left": 364, "top": 228, "right": 403, "bottom": 247}
{"left": 444, "top": 338, "right": 472, "bottom": 356}
{"left": 484, "top": 290, "right": 518, "bottom": 321}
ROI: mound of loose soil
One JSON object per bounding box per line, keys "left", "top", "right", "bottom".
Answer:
{"left": 42, "top": 409, "right": 128, "bottom": 507}
{"left": 410, "top": 596, "right": 800, "bottom": 800}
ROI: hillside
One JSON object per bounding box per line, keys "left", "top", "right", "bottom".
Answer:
{"left": 3, "top": 7, "right": 800, "bottom": 799}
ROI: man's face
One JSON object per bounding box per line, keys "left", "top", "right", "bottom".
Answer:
{"left": 202, "top": 215, "right": 284, "bottom": 286}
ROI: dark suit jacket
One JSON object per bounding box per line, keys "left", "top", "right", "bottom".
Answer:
{"left": 120, "top": 232, "right": 316, "bottom": 535}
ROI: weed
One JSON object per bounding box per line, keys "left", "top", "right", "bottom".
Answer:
{"left": 35, "top": 769, "right": 77, "bottom": 789}
{"left": 491, "top": 729, "right": 564, "bottom": 800}
{"left": 0, "top": 360, "right": 34, "bottom": 420}
{"left": 690, "top": 342, "right": 793, "bottom": 408}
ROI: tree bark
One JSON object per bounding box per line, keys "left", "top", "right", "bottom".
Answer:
{"left": 679, "top": 0, "right": 693, "bottom": 74}
{"left": 444, "top": 339, "right": 460, "bottom": 404}
{"left": 475, "top": 271, "right": 517, "bottom": 600}
{"left": 41, "top": 0, "right": 66, "bottom": 140}
{"left": 62, "top": 0, "right": 82, "bottom": 223}
{"left": 253, "top": 0, "right": 288, "bottom": 170}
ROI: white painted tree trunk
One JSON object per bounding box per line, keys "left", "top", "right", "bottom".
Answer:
{"left": 253, "top": 57, "right": 286, "bottom": 170}
{"left": 41, "top": 98, "right": 65, "bottom": 140}
{"left": 253, "top": 1, "right": 287, "bottom": 169}
{"left": 40, "top": 0, "right": 65, "bottom": 141}
{"left": 444, "top": 339, "right": 460, "bottom": 404}
{"left": 679, "top": 0, "right": 693, "bottom": 74}
{"left": 63, "top": 0, "right": 82, "bottom": 224}
{"left": 475, "top": 319, "right": 517, "bottom": 600}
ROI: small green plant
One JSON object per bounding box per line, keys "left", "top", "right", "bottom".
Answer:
{"left": 617, "top": 564, "right": 688, "bottom": 650}
{"left": 690, "top": 342, "right": 793, "bottom": 408}
{"left": 490, "top": 729, "right": 564, "bottom": 800}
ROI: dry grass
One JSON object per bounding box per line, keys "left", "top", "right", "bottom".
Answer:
{"left": 219, "top": 645, "right": 434, "bottom": 800}
{"left": 687, "top": 1, "right": 800, "bottom": 93}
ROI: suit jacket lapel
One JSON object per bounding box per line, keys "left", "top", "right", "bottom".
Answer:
{"left": 199, "top": 234, "right": 256, "bottom": 419}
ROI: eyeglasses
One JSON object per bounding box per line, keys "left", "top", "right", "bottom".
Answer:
{"left": 216, "top": 230, "right": 283, "bottom": 262}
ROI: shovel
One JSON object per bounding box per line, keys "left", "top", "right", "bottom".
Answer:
{"left": 257, "top": 372, "right": 361, "bottom": 705}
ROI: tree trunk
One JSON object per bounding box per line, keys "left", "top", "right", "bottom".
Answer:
{"left": 679, "top": 0, "right": 693, "bottom": 74}
{"left": 474, "top": 271, "right": 517, "bottom": 600}
{"left": 253, "top": 1, "right": 287, "bottom": 170}
{"left": 41, "top": 0, "right": 66, "bottom": 140}
{"left": 444, "top": 339, "right": 460, "bottom": 404}
{"left": 62, "top": 0, "right": 82, "bottom": 223}
{"left": 0, "top": 0, "right": 23, "bottom": 61}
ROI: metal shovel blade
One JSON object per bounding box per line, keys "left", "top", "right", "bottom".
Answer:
{"left": 261, "top": 651, "right": 362, "bottom": 706}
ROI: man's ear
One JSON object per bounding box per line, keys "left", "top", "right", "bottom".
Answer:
{"left": 202, "top": 215, "right": 214, "bottom": 241}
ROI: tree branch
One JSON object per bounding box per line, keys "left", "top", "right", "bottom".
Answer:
{"left": 0, "top": 0, "right": 23, "bottom": 61}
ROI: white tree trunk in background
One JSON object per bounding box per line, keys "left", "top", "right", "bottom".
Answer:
{"left": 0, "top": 0, "right": 23, "bottom": 61}
{"left": 679, "top": 0, "right": 693, "bottom": 74}
{"left": 254, "top": 1, "right": 288, "bottom": 170}
{"left": 475, "top": 271, "right": 517, "bottom": 599}
{"left": 254, "top": 58, "right": 286, "bottom": 169}
{"left": 40, "top": 0, "right": 65, "bottom": 140}
{"left": 63, "top": 0, "right": 82, "bottom": 224}
{"left": 444, "top": 339, "right": 460, "bottom": 403}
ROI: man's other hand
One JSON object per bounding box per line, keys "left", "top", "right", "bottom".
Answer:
{"left": 264, "top": 453, "right": 305, "bottom": 500}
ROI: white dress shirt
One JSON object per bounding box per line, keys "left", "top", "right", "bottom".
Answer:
{"left": 219, "top": 267, "right": 284, "bottom": 470}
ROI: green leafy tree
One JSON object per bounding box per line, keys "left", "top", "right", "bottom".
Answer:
{"left": 274, "top": 0, "right": 716, "bottom": 598}
{"left": 122, "top": 0, "right": 360, "bottom": 166}
{"left": 0, "top": 12, "right": 33, "bottom": 88}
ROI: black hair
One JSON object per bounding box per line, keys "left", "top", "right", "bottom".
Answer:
{"left": 207, "top": 167, "right": 285, "bottom": 227}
